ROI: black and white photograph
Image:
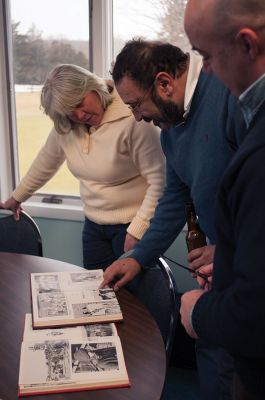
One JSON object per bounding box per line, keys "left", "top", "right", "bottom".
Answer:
{"left": 85, "top": 288, "right": 116, "bottom": 302}
{"left": 37, "top": 292, "right": 68, "bottom": 318}
{"left": 70, "top": 271, "right": 103, "bottom": 283}
{"left": 72, "top": 342, "right": 118, "bottom": 373}
{"left": 27, "top": 340, "right": 71, "bottom": 382}
{"left": 72, "top": 300, "right": 121, "bottom": 318}
{"left": 84, "top": 323, "right": 116, "bottom": 338}
{"left": 33, "top": 274, "right": 60, "bottom": 293}
{"left": 98, "top": 289, "right": 116, "bottom": 301}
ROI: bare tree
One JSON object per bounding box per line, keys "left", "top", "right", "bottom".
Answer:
{"left": 113, "top": 0, "right": 191, "bottom": 57}
{"left": 151, "top": 0, "right": 190, "bottom": 51}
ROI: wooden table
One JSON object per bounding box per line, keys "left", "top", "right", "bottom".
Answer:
{"left": 0, "top": 253, "right": 166, "bottom": 400}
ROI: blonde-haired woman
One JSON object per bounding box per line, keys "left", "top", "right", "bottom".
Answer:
{"left": 0, "top": 64, "right": 165, "bottom": 269}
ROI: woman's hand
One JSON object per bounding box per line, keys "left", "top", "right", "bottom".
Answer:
{"left": 0, "top": 197, "right": 22, "bottom": 220}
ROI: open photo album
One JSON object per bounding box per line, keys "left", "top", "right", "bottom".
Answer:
{"left": 18, "top": 314, "right": 130, "bottom": 396}
{"left": 30, "top": 270, "right": 123, "bottom": 328}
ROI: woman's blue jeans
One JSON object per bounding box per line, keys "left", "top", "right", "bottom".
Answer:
{"left": 82, "top": 217, "right": 129, "bottom": 270}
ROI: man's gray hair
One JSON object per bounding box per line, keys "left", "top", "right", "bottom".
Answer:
{"left": 41, "top": 64, "right": 113, "bottom": 134}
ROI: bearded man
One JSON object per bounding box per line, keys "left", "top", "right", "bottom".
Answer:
{"left": 101, "top": 38, "right": 245, "bottom": 400}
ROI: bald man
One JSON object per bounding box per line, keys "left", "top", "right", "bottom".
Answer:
{"left": 181, "top": 1, "right": 265, "bottom": 399}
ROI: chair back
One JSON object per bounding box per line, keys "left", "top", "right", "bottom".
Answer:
{"left": 120, "top": 252, "right": 179, "bottom": 363}
{"left": 158, "top": 256, "right": 179, "bottom": 359}
{"left": 0, "top": 210, "right": 43, "bottom": 256}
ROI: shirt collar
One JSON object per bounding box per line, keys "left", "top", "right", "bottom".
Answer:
{"left": 98, "top": 80, "right": 132, "bottom": 127}
{"left": 183, "top": 52, "right": 203, "bottom": 119}
{"left": 239, "top": 73, "right": 265, "bottom": 128}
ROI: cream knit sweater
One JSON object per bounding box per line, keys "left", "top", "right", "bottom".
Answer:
{"left": 13, "top": 86, "right": 165, "bottom": 240}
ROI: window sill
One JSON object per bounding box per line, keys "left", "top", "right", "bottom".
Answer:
{"left": 22, "top": 196, "right": 84, "bottom": 222}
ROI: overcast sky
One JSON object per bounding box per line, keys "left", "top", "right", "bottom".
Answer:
{"left": 10, "top": 0, "right": 89, "bottom": 40}
{"left": 10, "top": 0, "right": 161, "bottom": 41}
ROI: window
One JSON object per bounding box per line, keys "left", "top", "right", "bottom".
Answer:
{"left": 0, "top": 0, "right": 189, "bottom": 220}
{"left": 113, "top": 0, "right": 190, "bottom": 58}
{"left": 10, "top": 0, "right": 90, "bottom": 197}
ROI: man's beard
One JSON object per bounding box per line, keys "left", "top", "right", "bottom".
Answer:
{"left": 150, "top": 92, "right": 184, "bottom": 128}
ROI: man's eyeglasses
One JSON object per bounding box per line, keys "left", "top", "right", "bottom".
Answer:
{"left": 128, "top": 83, "right": 154, "bottom": 113}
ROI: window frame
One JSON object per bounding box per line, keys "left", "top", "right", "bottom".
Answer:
{"left": 0, "top": 0, "right": 113, "bottom": 221}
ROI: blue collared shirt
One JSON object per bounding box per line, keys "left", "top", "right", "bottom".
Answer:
{"left": 239, "top": 73, "right": 265, "bottom": 128}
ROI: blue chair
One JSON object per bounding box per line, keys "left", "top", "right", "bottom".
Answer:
{"left": 0, "top": 210, "right": 43, "bottom": 256}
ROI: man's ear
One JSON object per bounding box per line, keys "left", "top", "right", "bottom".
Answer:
{"left": 154, "top": 72, "right": 174, "bottom": 98}
{"left": 235, "top": 28, "right": 260, "bottom": 60}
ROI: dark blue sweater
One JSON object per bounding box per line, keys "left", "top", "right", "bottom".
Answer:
{"left": 132, "top": 71, "right": 245, "bottom": 266}
{"left": 192, "top": 100, "right": 265, "bottom": 394}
